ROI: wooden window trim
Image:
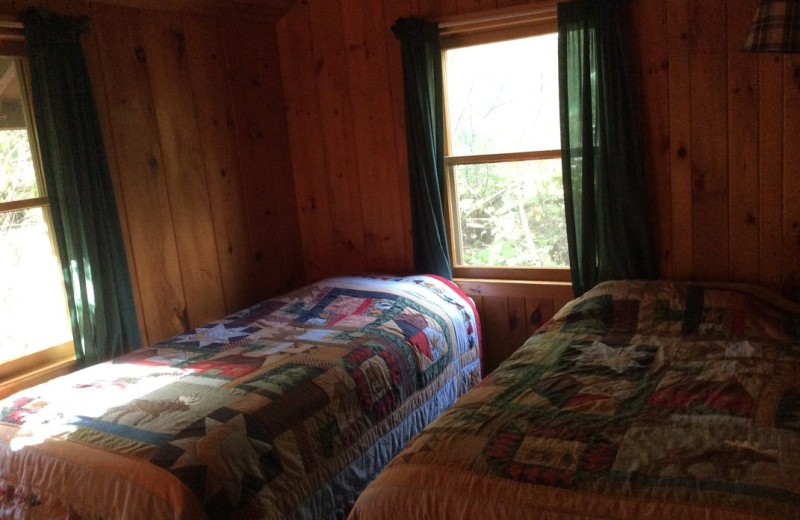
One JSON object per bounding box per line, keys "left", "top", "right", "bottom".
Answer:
{"left": 0, "top": 196, "right": 49, "bottom": 213}
{"left": 446, "top": 149, "right": 561, "bottom": 166}
{"left": 454, "top": 277, "right": 573, "bottom": 300}
{"left": 0, "top": 342, "right": 76, "bottom": 399}
{"left": 0, "top": 19, "right": 76, "bottom": 397}
{"left": 439, "top": 1, "right": 559, "bottom": 48}
{"left": 454, "top": 266, "right": 571, "bottom": 283}
{"left": 441, "top": 5, "right": 566, "bottom": 283}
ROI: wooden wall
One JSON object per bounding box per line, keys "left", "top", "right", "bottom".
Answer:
{"left": 633, "top": 0, "right": 800, "bottom": 301}
{"left": 276, "top": 1, "right": 415, "bottom": 281}
{"left": 2, "top": 0, "right": 303, "bottom": 346}
{"left": 6, "top": 0, "right": 797, "bottom": 370}
{"left": 276, "top": 0, "right": 800, "bottom": 371}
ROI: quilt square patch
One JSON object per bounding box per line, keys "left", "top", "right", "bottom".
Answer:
{"left": 562, "top": 295, "right": 613, "bottom": 335}
{"left": 296, "top": 288, "right": 399, "bottom": 326}
{"left": 483, "top": 422, "right": 576, "bottom": 488}
{"left": 648, "top": 371, "right": 756, "bottom": 418}
{"left": 239, "top": 363, "right": 326, "bottom": 399}
{"left": 186, "top": 354, "right": 265, "bottom": 379}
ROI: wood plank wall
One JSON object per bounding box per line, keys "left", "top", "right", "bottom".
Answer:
{"left": 276, "top": 0, "right": 800, "bottom": 372}
{"left": 0, "top": 0, "right": 303, "bottom": 346}
{"left": 4, "top": 0, "right": 796, "bottom": 372}
{"left": 633, "top": 0, "right": 800, "bottom": 298}
{"left": 277, "top": 0, "right": 415, "bottom": 282}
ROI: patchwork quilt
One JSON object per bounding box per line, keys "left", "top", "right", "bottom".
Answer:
{"left": 350, "top": 280, "right": 800, "bottom": 520}
{"left": 0, "top": 274, "right": 481, "bottom": 520}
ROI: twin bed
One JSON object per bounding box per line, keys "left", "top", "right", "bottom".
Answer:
{"left": 351, "top": 279, "right": 800, "bottom": 520}
{"left": 0, "top": 274, "right": 481, "bottom": 519}
{"left": 3, "top": 276, "right": 799, "bottom": 519}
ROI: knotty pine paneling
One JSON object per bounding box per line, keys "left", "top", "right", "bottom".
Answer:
{"left": 140, "top": 12, "right": 229, "bottom": 329}
{"left": 277, "top": 0, "right": 800, "bottom": 371}
{"left": 758, "top": 54, "right": 784, "bottom": 289}
{"left": 663, "top": 0, "right": 693, "bottom": 278}
{"left": 727, "top": 0, "right": 760, "bottom": 283}
{"left": 307, "top": 0, "right": 368, "bottom": 275}
{"left": 277, "top": 3, "right": 339, "bottom": 279}
{"left": 689, "top": 0, "right": 730, "bottom": 280}
{"left": 341, "top": 0, "right": 413, "bottom": 268}
{"left": 219, "top": 15, "right": 303, "bottom": 298}
{"left": 182, "top": 14, "right": 258, "bottom": 314}
{"left": 92, "top": 4, "right": 189, "bottom": 344}
{"left": 278, "top": 0, "right": 414, "bottom": 280}
{"left": 633, "top": 0, "right": 800, "bottom": 301}
{"left": 7, "top": 0, "right": 798, "bottom": 370}
{"left": 3, "top": 0, "right": 304, "bottom": 345}
{"left": 463, "top": 281, "right": 572, "bottom": 375}
{"left": 783, "top": 59, "right": 800, "bottom": 299}
{"left": 91, "top": 5, "right": 303, "bottom": 344}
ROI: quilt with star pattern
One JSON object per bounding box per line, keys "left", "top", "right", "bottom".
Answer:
{"left": 0, "top": 274, "right": 481, "bottom": 520}
{"left": 349, "top": 280, "right": 800, "bottom": 520}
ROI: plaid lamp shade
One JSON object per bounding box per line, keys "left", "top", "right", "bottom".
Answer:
{"left": 743, "top": 0, "right": 800, "bottom": 52}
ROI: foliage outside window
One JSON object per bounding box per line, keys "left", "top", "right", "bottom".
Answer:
{"left": 442, "top": 22, "right": 569, "bottom": 280}
{"left": 0, "top": 53, "right": 73, "bottom": 387}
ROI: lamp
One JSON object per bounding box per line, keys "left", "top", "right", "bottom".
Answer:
{"left": 742, "top": 0, "right": 800, "bottom": 53}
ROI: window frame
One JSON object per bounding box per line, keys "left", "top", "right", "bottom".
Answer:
{"left": 440, "top": 7, "right": 569, "bottom": 283}
{"left": 0, "top": 19, "right": 75, "bottom": 398}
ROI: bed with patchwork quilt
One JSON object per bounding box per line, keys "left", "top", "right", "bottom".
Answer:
{"left": 349, "top": 279, "right": 800, "bottom": 520}
{"left": 0, "top": 274, "right": 481, "bottom": 520}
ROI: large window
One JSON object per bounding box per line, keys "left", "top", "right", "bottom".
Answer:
{"left": 442, "top": 17, "right": 569, "bottom": 281}
{"left": 0, "top": 52, "right": 73, "bottom": 389}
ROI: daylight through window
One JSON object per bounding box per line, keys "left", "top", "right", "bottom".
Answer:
{"left": 442, "top": 22, "right": 568, "bottom": 278}
{"left": 0, "top": 55, "right": 72, "bottom": 366}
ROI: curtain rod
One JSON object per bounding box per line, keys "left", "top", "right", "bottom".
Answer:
{"left": 438, "top": 0, "right": 559, "bottom": 33}
{"left": 0, "top": 14, "right": 24, "bottom": 44}
{"left": 0, "top": 14, "right": 22, "bottom": 29}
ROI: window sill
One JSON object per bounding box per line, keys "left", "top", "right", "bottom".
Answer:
{"left": 0, "top": 342, "right": 76, "bottom": 400}
{"left": 453, "top": 277, "right": 574, "bottom": 299}
{"left": 452, "top": 266, "right": 571, "bottom": 283}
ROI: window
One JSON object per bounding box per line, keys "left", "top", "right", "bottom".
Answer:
{"left": 441, "top": 14, "right": 569, "bottom": 281}
{"left": 0, "top": 47, "right": 74, "bottom": 392}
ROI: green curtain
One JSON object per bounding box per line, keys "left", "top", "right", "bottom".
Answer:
{"left": 392, "top": 17, "right": 452, "bottom": 279}
{"left": 21, "top": 8, "right": 141, "bottom": 365}
{"left": 558, "top": 0, "right": 657, "bottom": 297}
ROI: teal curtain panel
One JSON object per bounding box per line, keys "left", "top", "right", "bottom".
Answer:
{"left": 558, "top": 0, "right": 658, "bottom": 297}
{"left": 21, "top": 7, "right": 142, "bottom": 365}
{"left": 392, "top": 17, "right": 453, "bottom": 280}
